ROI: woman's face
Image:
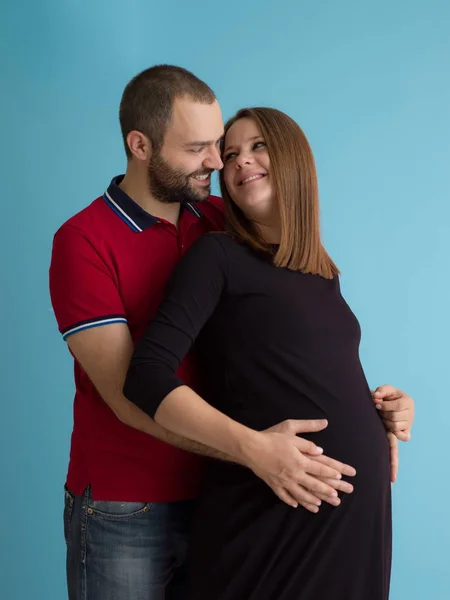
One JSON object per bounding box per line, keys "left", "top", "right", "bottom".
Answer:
{"left": 223, "top": 118, "right": 274, "bottom": 222}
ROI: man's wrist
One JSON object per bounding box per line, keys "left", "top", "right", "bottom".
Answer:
{"left": 231, "top": 427, "right": 264, "bottom": 468}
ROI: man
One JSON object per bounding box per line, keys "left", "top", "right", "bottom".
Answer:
{"left": 49, "top": 65, "right": 414, "bottom": 600}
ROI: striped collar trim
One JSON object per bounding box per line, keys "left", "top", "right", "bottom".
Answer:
{"left": 104, "top": 175, "right": 203, "bottom": 232}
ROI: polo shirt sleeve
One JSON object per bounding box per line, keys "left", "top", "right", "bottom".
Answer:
{"left": 49, "top": 223, "right": 127, "bottom": 341}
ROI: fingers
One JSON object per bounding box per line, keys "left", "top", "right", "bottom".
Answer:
{"left": 302, "top": 502, "right": 322, "bottom": 512}
{"left": 395, "top": 430, "right": 411, "bottom": 442}
{"left": 299, "top": 487, "right": 341, "bottom": 507}
{"left": 301, "top": 474, "right": 340, "bottom": 498}
{"left": 296, "top": 489, "right": 343, "bottom": 510}
{"left": 372, "top": 385, "right": 402, "bottom": 400}
{"left": 273, "top": 487, "right": 302, "bottom": 509}
{"left": 301, "top": 453, "right": 342, "bottom": 480}
{"left": 277, "top": 480, "right": 353, "bottom": 511}
{"left": 294, "top": 436, "right": 324, "bottom": 457}
{"left": 283, "top": 419, "right": 328, "bottom": 435}
{"left": 316, "top": 494, "right": 341, "bottom": 507}
{"left": 377, "top": 408, "right": 409, "bottom": 422}
{"left": 288, "top": 485, "right": 323, "bottom": 511}
{"left": 384, "top": 420, "right": 410, "bottom": 433}
{"left": 302, "top": 480, "right": 353, "bottom": 507}
{"left": 275, "top": 477, "right": 355, "bottom": 512}
{"left": 309, "top": 453, "right": 357, "bottom": 477}
{"left": 388, "top": 432, "right": 399, "bottom": 483}
{"left": 375, "top": 399, "right": 409, "bottom": 413}
{"left": 273, "top": 484, "right": 321, "bottom": 512}
{"left": 378, "top": 409, "right": 410, "bottom": 432}
{"left": 317, "top": 477, "right": 354, "bottom": 495}
{"left": 375, "top": 394, "right": 414, "bottom": 437}
{"left": 287, "top": 476, "right": 354, "bottom": 509}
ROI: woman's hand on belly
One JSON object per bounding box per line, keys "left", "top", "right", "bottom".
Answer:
{"left": 243, "top": 419, "right": 356, "bottom": 513}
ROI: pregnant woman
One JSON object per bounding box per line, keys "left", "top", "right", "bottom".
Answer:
{"left": 124, "top": 107, "right": 392, "bottom": 599}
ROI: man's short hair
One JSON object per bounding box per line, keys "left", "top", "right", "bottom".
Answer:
{"left": 119, "top": 65, "right": 216, "bottom": 158}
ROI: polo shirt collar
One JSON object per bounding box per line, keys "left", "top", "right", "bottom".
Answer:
{"left": 103, "top": 175, "right": 203, "bottom": 232}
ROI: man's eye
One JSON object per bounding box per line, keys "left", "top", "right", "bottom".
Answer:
{"left": 190, "top": 147, "right": 204, "bottom": 153}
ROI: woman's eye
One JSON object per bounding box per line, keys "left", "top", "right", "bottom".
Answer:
{"left": 254, "top": 141, "right": 266, "bottom": 149}
{"left": 224, "top": 152, "right": 237, "bottom": 161}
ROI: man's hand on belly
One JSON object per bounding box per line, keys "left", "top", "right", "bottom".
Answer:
{"left": 372, "top": 385, "right": 415, "bottom": 441}
{"left": 372, "top": 385, "right": 414, "bottom": 483}
{"left": 387, "top": 432, "right": 399, "bottom": 483}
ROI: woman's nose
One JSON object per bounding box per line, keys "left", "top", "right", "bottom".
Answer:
{"left": 236, "top": 152, "right": 253, "bottom": 168}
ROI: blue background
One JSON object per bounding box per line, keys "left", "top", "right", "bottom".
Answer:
{"left": 2, "top": 1, "right": 449, "bottom": 598}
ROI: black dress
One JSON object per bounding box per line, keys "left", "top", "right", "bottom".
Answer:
{"left": 124, "top": 233, "right": 392, "bottom": 600}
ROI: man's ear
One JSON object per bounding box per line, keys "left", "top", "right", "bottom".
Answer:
{"left": 126, "top": 130, "right": 151, "bottom": 162}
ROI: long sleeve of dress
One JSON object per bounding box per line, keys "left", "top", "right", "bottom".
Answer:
{"left": 123, "top": 233, "right": 228, "bottom": 418}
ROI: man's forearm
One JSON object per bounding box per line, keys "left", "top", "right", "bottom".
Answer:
{"left": 116, "top": 394, "right": 238, "bottom": 463}
{"left": 153, "top": 385, "right": 260, "bottom": 465}
{"left": 66, "top": 326, "right": 237, "bottom": 463}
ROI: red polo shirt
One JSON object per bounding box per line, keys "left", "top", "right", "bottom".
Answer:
{"left": 49, "top": 175, "right": 225, "bottom": 502}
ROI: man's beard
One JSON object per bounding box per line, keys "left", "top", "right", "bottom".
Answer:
{"left": 147, "top": 152, "right": 212, "bottom": 204}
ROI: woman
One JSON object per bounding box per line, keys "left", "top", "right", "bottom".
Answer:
{"left": 124, "top": 108, "right": 391, "bottom": 599}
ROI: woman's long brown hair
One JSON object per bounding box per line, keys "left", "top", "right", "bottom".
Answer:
{"left": 219, "top": 107, "right": 339, "bottom": 279}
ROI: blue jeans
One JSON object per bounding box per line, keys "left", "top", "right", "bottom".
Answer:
{"left": 64, "top": 486, "right": 196, "bottom": 600}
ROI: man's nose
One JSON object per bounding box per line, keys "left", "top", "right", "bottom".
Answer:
{"left": 203, "top": 145, "right": 224, "bottom": 171}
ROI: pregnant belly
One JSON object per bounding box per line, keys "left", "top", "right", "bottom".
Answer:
{"left": 304, "top": 406, "right": 391, "bottom": 488}
{"left": 220, "top": 388, "right": 391, "bottom": 492}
